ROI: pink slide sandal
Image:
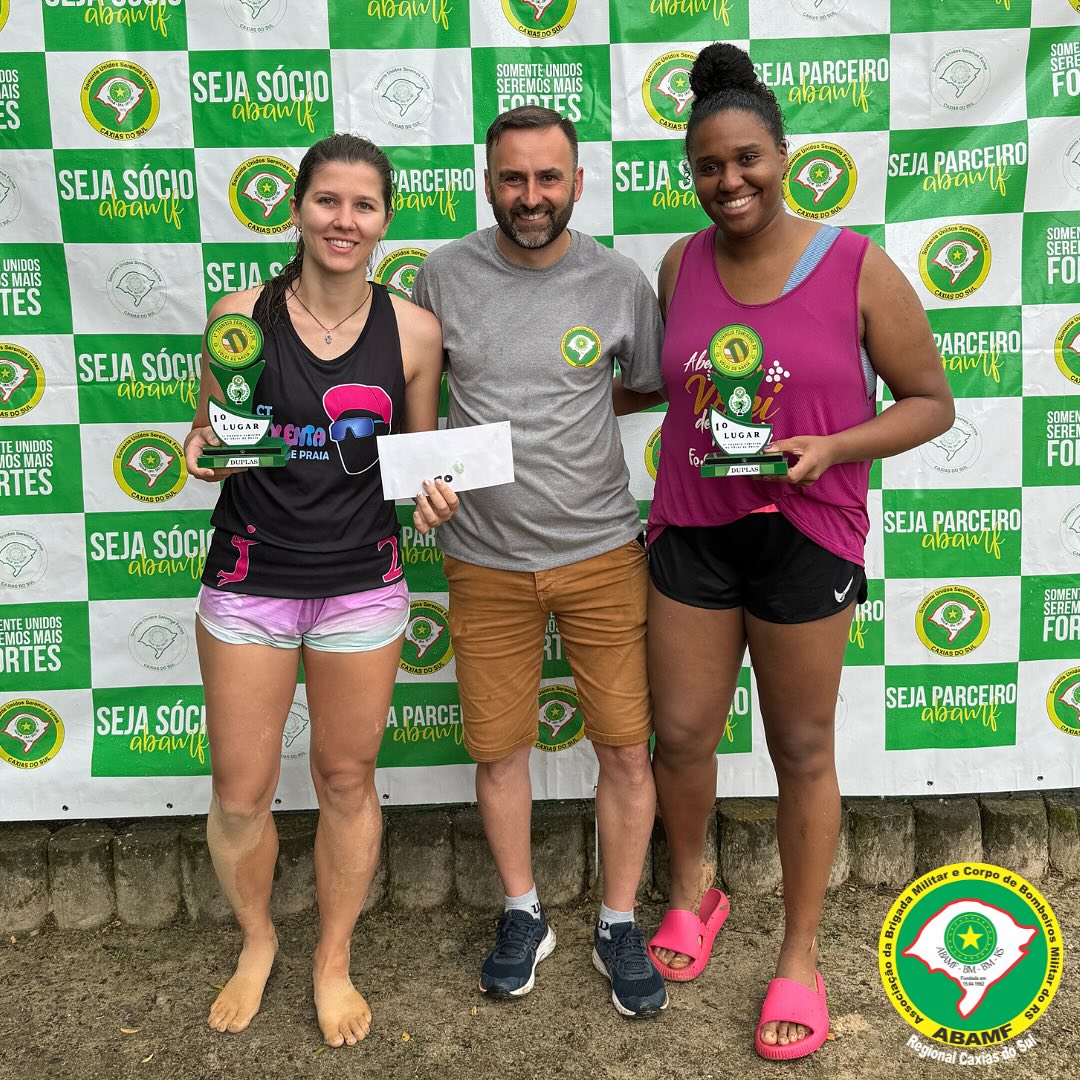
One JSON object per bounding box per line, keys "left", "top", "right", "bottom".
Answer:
{"left": 754, "top": 970, "right": 829, "bottom": 1061}
{"left": 647, "top": 887, "right": 730, "bottom": 982}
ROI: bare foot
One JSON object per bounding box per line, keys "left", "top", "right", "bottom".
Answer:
{"left": 208, "top": 931, "right": 278, "bottom": 1033}
{"left": 758, "top": 938, "right": 820, "bottom": 1049}
{"left": 652, "top": 884, "right": 708, "bottom": 971}
{"left": 314, "top": 959, "right": 372, "bottom": 1047}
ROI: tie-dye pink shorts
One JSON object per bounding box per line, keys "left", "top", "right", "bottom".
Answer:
{"left": 196, "top": 580, "right": 409, "bottom": 652}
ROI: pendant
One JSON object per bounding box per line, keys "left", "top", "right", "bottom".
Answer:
{"left": 324, "top": 333, "right": 332, "bottom": 345}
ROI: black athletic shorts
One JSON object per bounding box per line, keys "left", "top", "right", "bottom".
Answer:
{"left": 648, "top": 514, "right": 868, "bottom": 624}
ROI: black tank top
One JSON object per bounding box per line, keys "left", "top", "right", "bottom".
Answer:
{"left": 202, "top": 283, "right": 406, "bottom": 598}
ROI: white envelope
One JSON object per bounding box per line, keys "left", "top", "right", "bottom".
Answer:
{"left": 377, "top": 421, "right": 515, "bottom": 500}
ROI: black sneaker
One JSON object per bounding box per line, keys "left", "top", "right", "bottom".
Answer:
{"left": 479, "top": 907, "right": 556, "bottom": 999}
{"left": 592, "top": 920, "right": 668, "bottom": 1018}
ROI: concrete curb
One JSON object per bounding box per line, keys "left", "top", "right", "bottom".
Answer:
{"left": 0, "top": 793, "right": 1073, "bottom": 934}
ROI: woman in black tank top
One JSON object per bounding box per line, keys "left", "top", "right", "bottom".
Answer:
{"left": 182, "top": 135, "right": 457, "bottom": 1048}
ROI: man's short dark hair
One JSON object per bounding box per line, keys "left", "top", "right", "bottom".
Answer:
{"left": 485, "top": 106, "right": 579, "bottom": 167}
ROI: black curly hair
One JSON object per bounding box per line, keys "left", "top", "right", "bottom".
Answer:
{"left": 685, "top": 43, "right": 785, "bottom": 156}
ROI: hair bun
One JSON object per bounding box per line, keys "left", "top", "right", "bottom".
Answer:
{"left": 690, "top": 42, "right": 758, "bottom": 99}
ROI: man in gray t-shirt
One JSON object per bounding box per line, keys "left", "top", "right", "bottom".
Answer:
{"left": 411, "top": 107, "right": 667, "bottom": 1019}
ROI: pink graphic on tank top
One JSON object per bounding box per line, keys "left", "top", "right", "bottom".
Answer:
{"left": 323, "top": 383, "right": 393, "bottom": 475}
{"left": 216, "top": 528, "right": 259, "bottom": 586}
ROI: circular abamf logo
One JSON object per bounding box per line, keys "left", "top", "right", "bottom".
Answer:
{"left": 790, "top": 0, "right": 848, "bottom": 18}
{"left": 642, "top": 51, "right": 697, "bottom": 131}
{"left": 919, "top": 225, "right": 991, "bottom": 302}
{"left": 223, "top": 0, "right": 288, "bottom": 33}
{"left": 229, "top": 156, "right": 297, "bottom": 235}
{"left": 0, "top": 530, "right": 47, "bottom": 590}
{"left": 930, "top": 48, "right": 991, "bottom": 113}
{"left": 1053, "top": 313, "right": 1080, "bottom": 386}
{"left": 645, "top": 427, "right": 661, "bottom": 481}
{"left": 113, "top": 430, "right": 187, "bottom": 503}
{"left": 915, "top": 585, "right": 990, "bottom": 658}
{"left": 81, "top": 60, "right": 160, "bottom": 141}
{"left": 128, "top": 614, "right": 188, "bottom": 672}
{"left": 535, "top": 684, "right": 584, "bottom": 752}
{"left": 1047, "top": 667, "right": 1080, "bottom": 737}
{"left": 879, "top": 863, "right": 1062, "bottom": 1051}
{"left": 107, "top": 259, "right": 167, "bottom": 320}
{"left": 1060, "top": 503, "right": 1080, "bottom": 559}
{"left": 374, "top": 247, "right": 429, "bottom": 299}
{"left": 400, "top": 600, "right": 453, "bottom": 676}
{"left": 0, "top": 343, "right": 45, "bottom": 419}
{"left": 0, "top": 167, "right": 21, "bottom": 229}
{"left": 919, "top": 416, "right": 982, "bottom": 475}
{"left": 373, "top": 67, "right": 434, "bottom": 131}
{"left": 784, "top": 142, "right": 857, "bottom": 220}
{"left": 502, "top": 0, "right": 576, "bottom": 39}
{"left": 282, "top": 701, "right": 310, "bottom": 760}
{"left": 1063, "top": 136, "right": 1080, "bottom": 196}
{"left": 0, "top": 699, "right": 65, "bottom": 770}
{"left": 560, "top": 326, "right": 601, "bottom": 368}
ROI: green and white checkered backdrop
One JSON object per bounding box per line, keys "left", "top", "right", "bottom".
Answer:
{"left": 1, "top": 0, "right": 1079, "bottom": 820}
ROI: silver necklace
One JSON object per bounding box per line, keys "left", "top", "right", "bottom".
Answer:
{"left": 289, "top": 282, "right": 372, "bottom": 345}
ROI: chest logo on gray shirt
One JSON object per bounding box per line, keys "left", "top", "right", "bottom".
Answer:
{"left": 560, "top": 325, "right": 602, "bottom": 368}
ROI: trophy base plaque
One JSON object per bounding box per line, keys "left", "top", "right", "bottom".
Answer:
{"left": 700, "top": 451, "right": 789, "bottom": 478}
{"left": 197, "top": 439, "right": 289, "bottom": 469}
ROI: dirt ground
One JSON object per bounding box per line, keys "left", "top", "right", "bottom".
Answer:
{"left": 1, "top": 882, "right": 1077, "bottom": 1080}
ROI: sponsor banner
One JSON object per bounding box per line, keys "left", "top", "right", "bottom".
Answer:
{"left": 883, "top": 488, "right": 1023, "bottom": 578}
{"left": 1024, "top": 304, "right": 1080, "bottom": 394}
{"left": 0, "top": 423, "right": 82, "bottom": 516}
{"left": 1019, "top": 485, "right": 1080, "bottom": 576}
{"left": 85, "top": 510, "right": 213, "bottom": 601}
{"left": 189, "top": 50, "right": 334, "bottom": 147}
{"left": 396, "top": 509, "right": 446, "bottom": 592}
{"left": 719, "top": 666, "right": 753, "bottom": 755}
{"left": 0, "top": 243, "right": 72, "bottom": 334}
{"left": 886, "top": 121, "right": 1029, "bottom": 223}
{"left": 885, "top": 664, "right": 1019, "bottom": 749}
{"left": 1026, "top": 26, "right": 1080, "bottom": 119}
{"left": 327, "top": 0, "right": 471, "bottom": 50}
{"left": 201, "top": 241, "right": 291, "bottom": 311}
{"left": 1022, "top": 395, "right": 1080, "bottom": 486}
{"left": 0, "top": 150, "right": 65, "bottom": 245}
{"left": 398, "top": 596, "right": 455, "bottom": 681}
{"left": 926, "top": 306, "right": 1024, "bottom": 399}
{"left": 54, "top": 148, "right": 201, "bottom": 244}
{"left": 890, "top": 0, "right": 1031, "bottom": 33}
{"left": 610, "top": 0, "right": 748, "bottom": 42}
{"left": 92, "top": 684, "right": 209, "bottom": 777}
{"left": 541, "top": 612, "right": 571, "bottom": 679}
{"left": 41, "top": 0, "right": 189, "bottom": 52}
{"left": 752, "top": 35, "right": 890, "bottom": 134}
{"left": 1046, "top": 665, "right": 1080, "bottom": 737}
{"left": 1019, "top": 574, "right": 1080, "bottom": 661}
{"left": 0, "top": 52, "right": 52, "bottom": 149}
{"left": 844, "top": 580, "right": 886, "bottom": 667}
{"left": 89, "top": 598, "right": 199, "bottom": 688}
{"left": 1021, "top": 211, "right": 1080, "bottom": 306}
{"left": 379, "top": 682, "right": 470, "bottom": 767}
{"left": 75, "top": 334, "right": 201, "bottom": 424}
{"left": 0, "top": 601, "right": 90, "bottom": 693}
{"left": 0, "top": 514, "right": 88, "bottom": 603}
{"left": 0, "top": 696, "right": 66, "bottom": 771}
{"left": 612, "top": 139, "right": 708, "bottom": 235}
{"left": 384, "top": 145, "right": 477, "bottom": 240}
{"left": 471, "top": 45, "right": 610, "bottom": 143}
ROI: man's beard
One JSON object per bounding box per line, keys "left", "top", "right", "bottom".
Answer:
{"left": 492, "top": 197, "right": 574, "bottom": 250}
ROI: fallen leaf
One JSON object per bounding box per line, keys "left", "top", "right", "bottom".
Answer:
{"left": 401, "top": 1032, "right": 411, "bottom": 1042}
{"left": 209, "top": 984, "right": 225, "bottom": 992}
{"left": 826, "top": 1031, "right": 837, "bottom": 1042}
{"left": 8, "top": 936, "right": 14, "bottom": 945}
{"left": 120, "top": 1027, "right": 141, "bottom": 1035}
{"left": 470, "top": 1007, "right": 477, "bottom": 1017}
{"left": 314, "top": 1047, "right": 327, "bottom": 1058}
{"left": 141, "top": 1054, "right": 154, "bottom": 1063}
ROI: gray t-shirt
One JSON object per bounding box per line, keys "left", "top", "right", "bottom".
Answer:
{"left": 411, "top": 226, "right": 663, "bottom": 572}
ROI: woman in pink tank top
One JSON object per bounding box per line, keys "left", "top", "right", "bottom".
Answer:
{"left": 642, "top": 44, "right": 954, "bottom": 1060}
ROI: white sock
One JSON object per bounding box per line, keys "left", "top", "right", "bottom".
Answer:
{"left": 597, "top": 903, "right": 634, "bottom": 938}
{"left": 504, "top": 885, "right": 541, "bottom": 919}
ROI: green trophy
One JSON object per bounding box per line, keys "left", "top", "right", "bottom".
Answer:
{"left": 701, "top": 324, "right": 788, "bottom": 478}
{"left": 197, "top": 314, "right": 288, "bottom": 469}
